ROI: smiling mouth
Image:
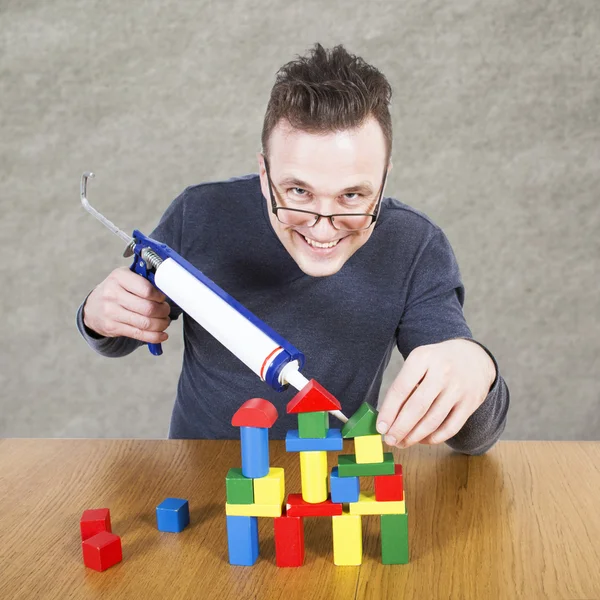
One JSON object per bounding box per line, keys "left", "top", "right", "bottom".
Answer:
{"left": 296, "top": 232, "right": 345, "bottom": 250}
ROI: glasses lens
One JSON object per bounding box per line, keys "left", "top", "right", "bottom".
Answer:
{"left": 332, "top": 214, "right": 373, "bottom": 231}
{"left": 276, "top": 209, "right": 318, "bottom": 227}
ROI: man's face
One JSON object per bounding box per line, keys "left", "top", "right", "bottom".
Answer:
{"left": 258, "top": 117, "right": 390, "bottom": 277}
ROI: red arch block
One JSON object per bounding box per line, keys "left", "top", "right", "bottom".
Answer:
{"left": 232, "top": 398, "right": 278, "bottom": 428}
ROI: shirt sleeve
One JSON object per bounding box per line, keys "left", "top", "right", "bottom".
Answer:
{"left": 75, "top": 188, "right": 188, "bottom": 357}
{"left": 395, "top": 227, "right": 510, "bottom": 455}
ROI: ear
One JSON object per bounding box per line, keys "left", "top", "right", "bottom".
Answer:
{"left": 257, "top": 152, "right": 269, "bottom": 201}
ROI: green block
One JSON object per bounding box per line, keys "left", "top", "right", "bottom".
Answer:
{"left": 226, "top": 468, "right": 254, "bottom": 504}
{"left": 381, "top": 513, "right": 409, "bottom": 564}
{"left": 341, "top": 402, "right": 379, "bottom": 438}
{"left": 298, "top": 411, "right": 328, "bottom": 438}
{"left": 337, "top": 453, "right": 395, "bottom": 477}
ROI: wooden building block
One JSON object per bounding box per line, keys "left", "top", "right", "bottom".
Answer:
{"left": 354, "top": 434, "right": 384, "bottom": 464}
{"left": 348, "top": 491, "right": 405, "bottom": 515}
{"left": 299, "top": 451, "right": 328, "bottom": 504}
{"left": 374, "top": 464, "right": 404, "bottom": 501}
{"left": 285, "top": 493, "right": 343, "bottom": 517}
{"left": 156, "top": 498, "right": 190, "bottom": 532}
{"left": 274, "top": 514, "right": 305, "bottom": 567}
{"left": 226, "top": 515, "right": 259, "bottom": 566}
{"left": 330, "top": 466, "right": 360, "bottom": 503}
{"left": 287, "top": 379, "right": 341, "bottom": 414}
{"left": 332, "top": 511, "right": 362, "bottom": 566}
{"left": 80, "top": 508, "right": 111, "bottom": 541}
{"left": 82, "top": 531, "right": 122, "bottom": 572}
{"left": 225, "top": 502, "right": 282, "bottom": 518}
{"left": 298, "top": 411, "right": 328, "bottom": 438}
{"left": 285, "top": 429, "right": 343, "bottom": 452}
{"left": 240, "top": 426, "right": 270, "bottom": 479}
{"left": 253, "top": 467, "right": 285, "bottom": 505}
{"left": 226, "top": 468, "right": 254, "bottom": 504}
{"left": 337, "top": 453, "right": 395, "bottom": 477}
{"left": 381, "top": 513, "right": 409, "bottom": 564}
{"left": 341, "top": 402, "right": 379, "bottom": 438}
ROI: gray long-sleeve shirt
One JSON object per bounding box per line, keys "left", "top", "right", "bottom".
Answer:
{"left": 76, "top": 174, "right": 509, "bottom": 454}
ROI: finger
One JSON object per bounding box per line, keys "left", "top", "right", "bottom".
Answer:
{"left": 118, "top": 288, "right": 172, "bottom": 319}
{"left": 111, "top": 304, "right": 171, "bottom": 333}
{"left": 112, "top": 322, "right": 169, "bottom": 344}
{"left": 384, "top": 374, "right": 443, "bottom": 446}
{"left": 376, "top": 354, "right": 428, "bottom": 435}
{"left": 421, "top": 403, "right": 471, "bottom": 445}
{"left": 113, "top": 268, "right": 167, "bottom": 303}
{"left": 399, "top": 388, "right": 461, "bottom": 448}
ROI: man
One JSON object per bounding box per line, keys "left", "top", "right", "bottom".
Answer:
{"left": 77, "top": 44, "right": 509, "bottom": 454}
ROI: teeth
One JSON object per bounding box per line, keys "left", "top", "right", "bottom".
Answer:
{"left": 303, "top": 236, "right": 340, "bottom": 249}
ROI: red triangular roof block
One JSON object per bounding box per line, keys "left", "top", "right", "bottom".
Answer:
{"left": 287, "top": 379, "right": 341, "bottom": 414}
{"left": 231, "top": 398, "right": 278, "bottom": 428}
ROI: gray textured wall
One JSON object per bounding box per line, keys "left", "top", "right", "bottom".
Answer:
{"left": 1, "top": 0, "right": 598, "bottom": 440}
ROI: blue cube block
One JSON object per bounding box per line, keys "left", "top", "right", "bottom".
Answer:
{"left": 240, "top": 426, "right": 269, "bottom": 478}
{"left": 156, "top": 497, "right": 190, "bottom": 533}
{"left": 285, "top": 429, "right": 344, "bottom": 452}
{"left": 330, "top": 466, "right": 360, "bottom": 503}
{"left": 226, "top": 515, "right": 259, "bottom": 566}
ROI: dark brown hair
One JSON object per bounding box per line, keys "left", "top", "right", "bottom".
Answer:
{"left": 261, "top": 43, "right": 393, "bottom": 162}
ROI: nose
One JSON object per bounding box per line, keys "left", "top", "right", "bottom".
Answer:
{"left": 309, "top": 214, "right": 338, "bottom": 240}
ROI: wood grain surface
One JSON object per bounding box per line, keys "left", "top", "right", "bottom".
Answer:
{"left": 0, "top": 440, "right": 598, "bottom": 599}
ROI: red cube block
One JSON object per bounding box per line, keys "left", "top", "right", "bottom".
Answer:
{"left": 82, "top": 531, "right": 122, "bottom": 572}
{"left": 80, "top": 508, "right": 112, "bottom": 541}
{"left": 274, "top": 514, "right": 305, "bottom": 567}
{"left": 374, "top": 464, "right": 404, "bottom": 501}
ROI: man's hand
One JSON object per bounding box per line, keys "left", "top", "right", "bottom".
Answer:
{"left": 376, "top": 339, "right": 496, "bottom": 448}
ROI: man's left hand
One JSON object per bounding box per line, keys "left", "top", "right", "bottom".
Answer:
{"left": 376, "top": 339, "right": 497, "bottom": 448}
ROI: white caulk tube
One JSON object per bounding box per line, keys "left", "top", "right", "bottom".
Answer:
{"left": 152, "top": 254, "right": 347, "bottom": 422}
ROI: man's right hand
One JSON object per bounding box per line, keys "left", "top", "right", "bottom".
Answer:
{"left": 83, "top": 267, "right": 172, "bottom": 343}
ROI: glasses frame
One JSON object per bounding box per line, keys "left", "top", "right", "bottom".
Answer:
{"left": 262, "top": 155, "right": 388, "bottom": 232}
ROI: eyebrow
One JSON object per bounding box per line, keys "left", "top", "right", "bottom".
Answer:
{"left": 278, "top": 176, "right": 375, "bottom": 196}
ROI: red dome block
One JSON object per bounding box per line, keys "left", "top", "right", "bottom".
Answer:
{"left": 286, "top": 380, "right": 342, "bottom": 414}
{"left": 231, "top": 398, "right": 278, "bottom": 428}
{"left": 80, "top": 508, "right": 112, "bottom": 541}
{"left": 374, "top": 464, "right": 404, "bottom": 501}
{"left": 82, "top": 531, "right": 122, "bottom": 572}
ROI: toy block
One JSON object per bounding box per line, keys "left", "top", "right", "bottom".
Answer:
{"left": 285, "top": 428, "right": 343, "bottom": 452}
{"left": 226, "top": 515, "right": 259, "bottom": 566}
{"left": 240, "top": 426, "right": 270, "bottom": 478}
{"left": 226, "top": 468, "right": 254, "bottom": 504}
{"left": 354, "top": 434, "right": 384, "bottom": 464}
{"left": 348, "top": 491, "right": 405, "bottom": 515}
{"left": 298, "top": 411, "right": 328, "bottom": 438}
{"left": 225, "top": 502, "right": 282, "bottom": 517}
{"left": 381, "top": 513, "right": 409, "bottom": 564}
{"left": 287, "top": 379, "right": 341, "bottom": 414}
{"left": 299, "top": 451, "right": 328, "bottom": 504}
{"left": 341, "top": 402, "right": 379, "bottom": 438}
{"left": 374, "top": 464, "right": 404, "bottom": 501}
{"left": 82, "top": 531, "right": 122, "bottom": 571}
{"left": 332, "top": 511, "right": 362, "bottom": 566}
{"left": 274, "top": 514, "right": 305, "bottom": 567}
{"left": 80, "top": 508, "right": 111, "bottom": 541}
{"left": 330, "top": 466, "right": 360, "bottom": 503}
{"left": 232, "top": 398, "right": 278, "bottom": 428}
{"left": 156, "top": 498, "right": 190, "bottom": 532}
{"left": 285, "top": 493, "right": 343, "bottom": 517}
{"left": 253, "top": 467, "right": 285, "bottom": 505}
{"left": 337, "top": 453, "right": 395, "bottom": 477}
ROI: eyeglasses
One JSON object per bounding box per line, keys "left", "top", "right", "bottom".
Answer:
{"left": 263, "top": 155, "right": 387, "bottom": 232}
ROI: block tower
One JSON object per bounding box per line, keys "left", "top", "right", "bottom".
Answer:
{"left": 225, "top": 398, "right": 285, "bottom": 566}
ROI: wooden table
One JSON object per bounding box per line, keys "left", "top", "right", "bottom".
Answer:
{"left": 0, "top": 440, "right": 598, "bottom": 599}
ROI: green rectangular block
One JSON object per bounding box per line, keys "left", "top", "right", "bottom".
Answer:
{"left": 226, "top": 468, "right": 254, "bottom": 504}
{"left": 337, "top": 453, "right": 395, "bottom": 477}
{"left": 298, "top": 411, "right": 328, "bottom": 438}
{"left": 381, "top": 513, "right": 409, "bottom": 564}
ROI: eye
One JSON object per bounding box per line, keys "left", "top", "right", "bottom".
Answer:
{"left": 290, "top": 187, "right": 308, "bottom": 196}
{"left": 343, "top": 193, "right": 360, "bottom": 200}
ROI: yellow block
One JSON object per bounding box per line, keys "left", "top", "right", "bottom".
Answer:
{"left": 299, "top": 451, "right": 328, "bottom": 503}
{"left": 348, "top": 491, "right": 405, "bottom": 515}
{"left": 253, "top": 467, "right": 285, "bottom": 505}
{"left": 225, "top": 502, "right": 282, "bottom": 517}
{"left": 332, "top": 511, "right": 362, "bottom": 566}
{"left": 354, "top": 434, "right": 384, "bottom": 464}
